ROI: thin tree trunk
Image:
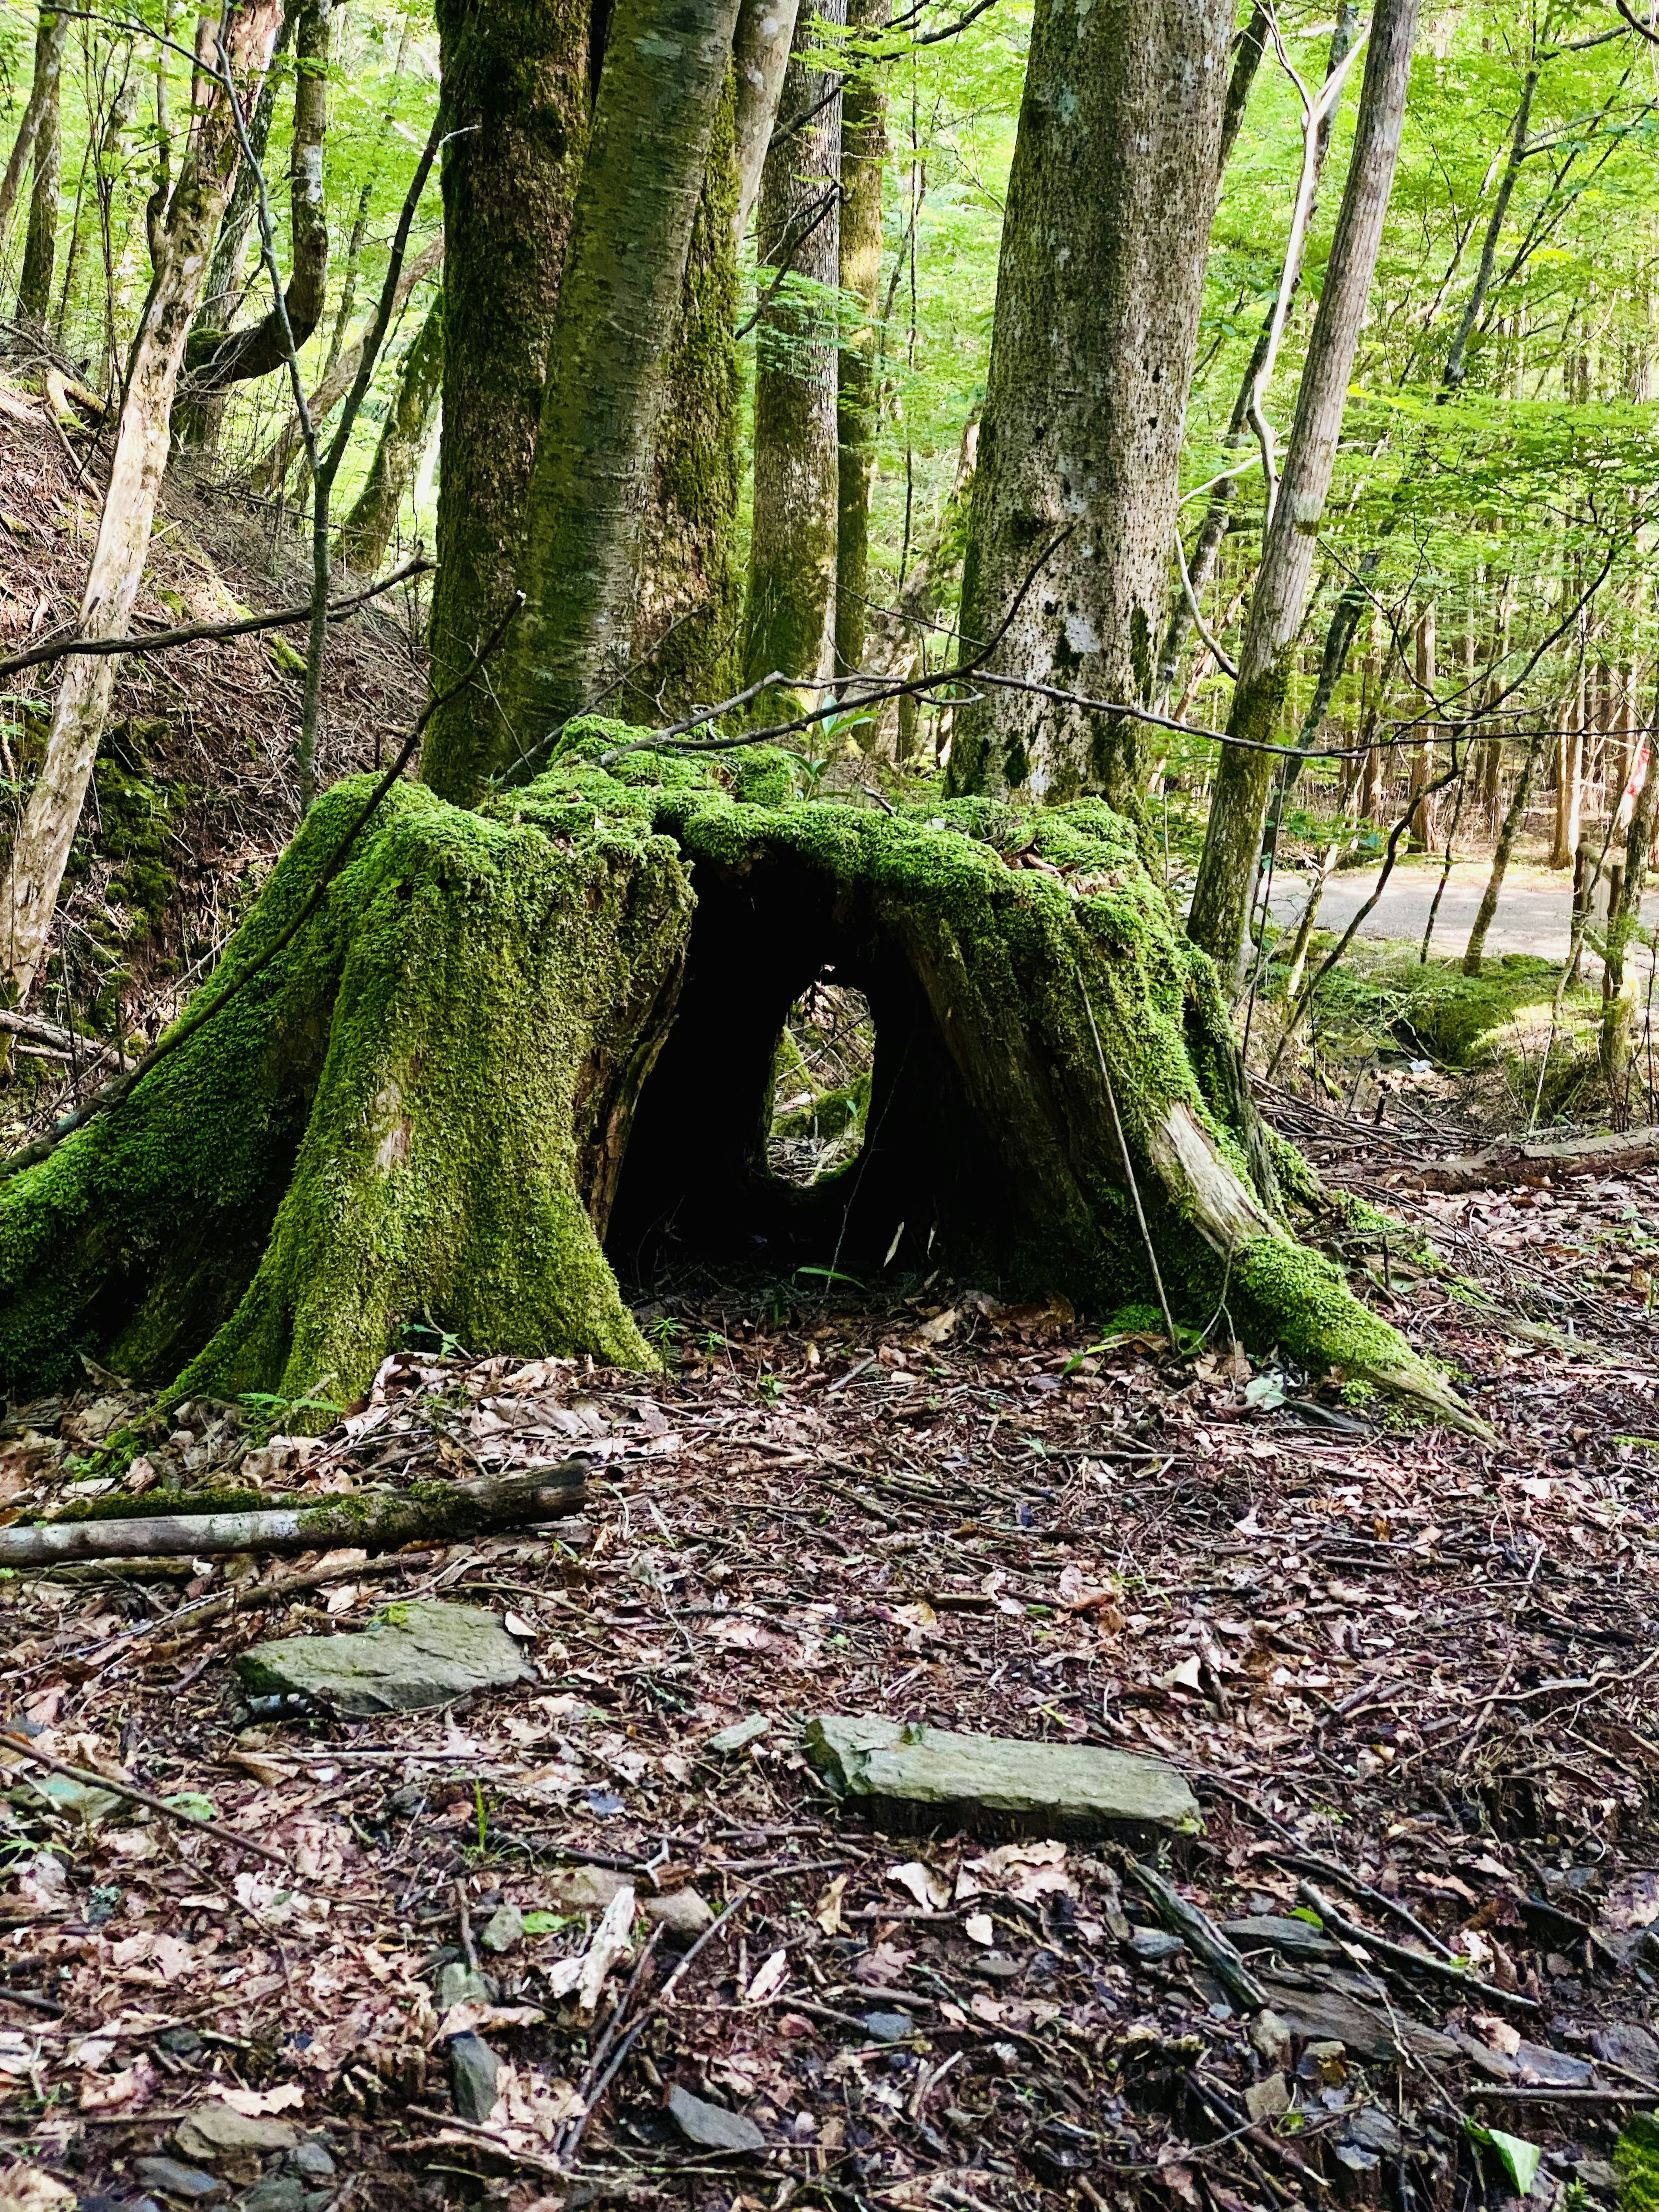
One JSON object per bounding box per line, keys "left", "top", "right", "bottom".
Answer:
{"left": 334, "top": 294, "right": 444, "bottom": 574}
{"left": 245, "top": 232, "right": 444, "bottom": 496}
{"left": 0, "top": 0, "right": 285, "bottom": 1012}
{"left": 417, "top": 0, "right": 596, "bottom": 805}
{"left": 1463, "top": 726, "right": 1544, "bottom": 975}
{"left": 1406, "top": 603, "right": 1437, "bottom": 850}
{"left": 1216, "top": 1, "right": 1269, "bottom": 175}
{"left": 1551, "top": 665, "right": 1583, "bottom": 869}
{"left": 741, "top": 0, "right": 845, "bottom": 699}
{"left": 834, "top": 0, "right": 888, "bottom": 689}
{"left": 496, "top": 0, "right": 747, "bottom": 746}
{"left": 13, "top": 13, "right": 63, "bottom": 324}
{"left": 625, "top": 71, "right": 744, "bottom": 723}
{"left": 948, "top": 0, "right": 1234, "bottom": 819}
{"left": 1602, "top": 699, "right": 1659, "bottom": 1092}
{"left": 0, "top": 0, "right": 70, "bottom": 252}
{"left": 732, "top": 0, "right": 802, "bottom": 243}
{"left": 1188, "top": 0, "right": 1419, "bottom": 980}
{"left": 197, "top": 2, "right": 297, "bottom": 333}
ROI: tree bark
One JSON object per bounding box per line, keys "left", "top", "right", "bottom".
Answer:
{"left": 1187, "top": 0, "right": 1418, "bottom": 980}
{"left": 0, "top": 0, "right": 286, "bottom": 1012}
{"left": 496, "top": 0, "right": 747, "bottom": 750}
{"left": 1551, "top": 667, "right": 1584, "bottom": 869}
{"left": 183, "top": 0, "right": 335, "bottom": 395}
{"left": 732, "top": 0, "right": 802, "bottom": 243}
{"left": 246, "top": 232, "right": 444, "bottom": 497}
{"left": 833, "top": 0, "right": 887, "bottom": 688}
{"left": 1463, "top": 726, "right": 1543, "bottom": 975}
{"left": 198, "top": 2, "right": 296, "bottom": 333}
{"left": 417, "top": 0, "right": 596, "bottom": 805}
{"left": 13, "top": 6, "right": 63, "bottom": 324}
{"left": 947, "top": 0, "right": 1233, "bottom": 818}
{"left": 0, "top": 1463, "right": 588, "bottom": 1567}
{"left": 334, "top": 294, "right": 444, "bottom": 575}
{"left": 1602, "top": 707, "right": 1659, "bottom": 1090}
{"left": 1405, "top": 603, "right": 1437, "bottom": 851}
{"left": 623, "top": 70, "right": 744, "bottom": 724}
{"left": 0, "top": 0, "right": 70, "bottom": 253}
{"left": 741, "top": 0, "right": 845, "bottom": 698}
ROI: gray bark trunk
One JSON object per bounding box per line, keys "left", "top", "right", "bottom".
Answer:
{"left": 13, "top": 6, "right": 62, "bottom": 324}
{"left": 497, "top": 0, "right": 747, "bottom": 746}
{"left": 0, "top": 0, "right": 286, "bottom": 1011}
{"left": 947, "top": 0, "right": 1234, "bottom": 816}
{"left": 834, "top": 0, "right": 887, "bottom": 686}
{"left": 334, "top": 293, "right": 444, "bottom": 574}
{"left": 1463, "top": 727, "right": 1543, "bottom": 976}
{"left": 1187, "top": 0, "right": 1419, "bottom": 979}
{"left": 0, "top": 0, "right": 70, "bottom": 252}
{"left": 732, "top": 0, "right": 802, "bottom": 243}
{"left": 741, "top": 0, "right": 845, "bottom": 695}
{"left": 198, "top": 3, "right": 298, "bottom": 334}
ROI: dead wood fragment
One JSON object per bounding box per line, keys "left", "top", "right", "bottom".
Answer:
{"left": 1294, "top": 1879, "right": 1540, "bottom": 2012}
{"left": 1391, "top": 1124, "right": 1659, "bottom": 1193}
{"left": 0, "top": 1728, "right": 289, "bottom": 1866}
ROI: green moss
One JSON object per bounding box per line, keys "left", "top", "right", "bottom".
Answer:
{"left": 37, "top": 1485, "right": 273, "bottom": 1524}
{"left": 1617, "top": 2119, "right": 1659, "bottom": 2212}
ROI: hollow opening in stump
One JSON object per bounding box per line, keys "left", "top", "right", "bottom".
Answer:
{"left": 604, "top": 852, "right": 1023, "bottom": 1289}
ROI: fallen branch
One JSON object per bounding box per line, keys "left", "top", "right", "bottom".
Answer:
{"left": 0, "top": 1729, "right": 289, "bottom": 1867}
{"left": 1122, "top": 1859, "right": 1266, "bottom": 2010}
{"left": 1382, "top": 1124, "right": 1659, "bottom": 1194}
{"left": 0, "top": 1460, "right": 588, "bottom": 1567}
{"left": 0, "top": 556, "right": 432, "bottom": 681}
{"left": 0, "top": 1006, "right": 129, "bottom": 1070}
{"left": 1294, "top": 1879, "right": 1540, "bottom": 2012}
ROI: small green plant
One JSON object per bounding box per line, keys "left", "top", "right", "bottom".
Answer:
{"left": 238, "top": 1388, "right": 343, "bottom": 1440}
{"left": 474, "top": 1780, "right": 489, "bottom": 1853}
{"left": 649, "top": 1312, "right": 683, "bottom": 1358}
{"left": 756, "top": 1370, "right": 784, "bottom": 1405}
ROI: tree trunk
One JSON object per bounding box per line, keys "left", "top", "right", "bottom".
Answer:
{"left": 1602, "top": 706, "right": 1659, "bottom": 1093}
{"left": 496, "top": 0, "right": 747, "bottom": 750}
{"left": 947, "top": 0, "right": 1233, "bottom": 819}
{"left": 1187, "top": 0, "right": 1419, "bottom": 981}
{"left": 623, "top": 70, "right": 744, "bottom": 724}
{"left": 833, "top": 0, "right": 887, "bottom": 689}
{"left": 732, "top": 0, "right": 802, "bottom": 243}
{"left": 246, "top": 232, "right": 444, "bottom": 498}
{"left": 0, "top": 1463, "right": 587, "bottom": 1567}
{"left": 0, "top": 0, "right": 70, "bottom": 253}
{"left": 198, "top": 2, "right": 296, "bottom": 332}
{"left": 417, "top": 0, "right": 596, "bottom": 805}
{"left": 741, "top": 0, "right": 845, "bottom": 700}
{"left": 13, "top": 8, "right": 62, "bottom": 324}
{"left": 1463, "top": 726, "right": 1543, "bottom": 975}
{"left": 1551, "top": 668, "right": 1583, "bottom": 869}
{"left": 0, "top": 0, "right": 286, "bottom": 1013}
{"left": 0, "top": 754, "right": 1483, "bottom": 1436}
{"left": 182, "top": 0, "right": 335, "bottom": 397}
{"left": 1405, "top": 603, "right": 1437, "bottom": 852}
{"left": 334, "top": 294, "right": 444, "bottom": 575}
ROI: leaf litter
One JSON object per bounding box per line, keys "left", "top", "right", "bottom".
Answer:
{"left": 1, "top": 1174, "right": 1658, "bottom": 2212}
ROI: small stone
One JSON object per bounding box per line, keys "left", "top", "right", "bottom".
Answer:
{"left": 860, "top": 2012, "right": 918, "bottom": 2044}
{"left": 973, "top": 1952, "right": 1024, "bottom": 1982}
{"left": 1251, "top": 2009, "right": 1292, "bottom": 2071}
{"left": 1514, "top": 2040, "right": 1595, "bottom": 2088}
{"left": 235, "top": 1601, "right": 532, "bottom": 1718}
{"left": 665, "top": 2086, "right": 766, "bottom": 2153}
{"left": 1592, "top": 2022, "right": 1659, "bottom": 2075}
{"left": 1573, "top": 2157, "right": 1620, "bottom": 2195}
{"left": 644, "top": 1889, "right": 715, "bottom": 1943}
{"left": 1129, "top": 1927, "right": 1186, "bottom": 1963}
{"left": 435, "top": 1962, "right": 497, "bottom": 2010}
{"left": 237, "top": 2179, "right": 303, "bottom": 2212}
{"left": 480, "top": 1903, "right": 524, "bottom": 1955}
{"left": 805, "top": 1714, "right": 1200, "bottom": 1839}
{"left": 1258, "top": 1980, "right": 1457, "bottom": 2063}
{"left": 155, "top": 2029, "right": 203, "bottom": 2058}
{"left": 448, "top": 2031, "right": 500, "bottom": 2124}
{"left": 132, "top": 2166, "right": 226, "bottom": 2206}
{"left": 543, "top": 1866, "right": 630, "bottom": 1913}
{"left": 703, "top": 1714, "right": 771, "bottom": 1755}
{"left": 1245, "top": 2074, "right": 1290, "bottom": 2123}
{"left": 174, "top": 2107, "right": 299, "bottom": 2169}
{"left": 1223, "top": 1914, "right": 1339, "bottom": 1960}
{"left": 280, "top": 2148, "right": 334, "bottom": 2185}
{"left": 1343, "top": 2106, "right": 1402, "bottom": 2157}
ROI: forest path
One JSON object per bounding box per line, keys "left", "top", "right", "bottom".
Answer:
{"left": 1267, "top": 854, "right": 1659, "bottom": 962}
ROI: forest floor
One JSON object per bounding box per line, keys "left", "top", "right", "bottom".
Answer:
{"left": 3, "top": 1135, "right": 1659, "bottom": 2212}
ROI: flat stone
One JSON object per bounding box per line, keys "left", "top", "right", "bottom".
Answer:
{"left": 645, "top": 1889, "right": 715, "bottom": 1943}
{"left": 666, "top": 2086, "right": 766, "bottom": 2153}
{"left": 1514, "top": 2040, "right": 1595, "bottom": 2088}
{"left": 237, "top": 2180, "right": 302, "bottom": 2212}
{"left": 1259, "top": 1977, "right": 1458, "bottom": 2064}
{"left": 1245, "top": 2073, "right": 1289, "bottom": 2122}
{"left": 703, "top": 1715, "right": 771, "bottom": 1755}
{"left": 448, "top": 2031, "right": 500, "bottom": 2124}
{"left": 234, "top": 1601, "right": 531, "bottom": 1718}
{"left": 435, "top": 1962, "right": 497, "bottom": 2010}
{"left": 280, "top": 2147, "right": 334, "bottom": 2185}
{"left": 860, "top": 2012, "right": 918, "bottom": 2044}
{"left": 1591, "top": 2021, "right": 1659, "bottom": 2075}
{"left": 1129, "top": 1927, "right": 1187, "bottom": 1964}
{"left": 174, "top": 2107, "right": 299, "bottom": 2167}
{"left": 132, "top": 2167, "right": 226, "bottom": 2206}
{"left": 804, "top": 1715, "right": 1201, "bottom": 1840}
{"left": 480, "top": 1904, "right": 524, "bottom": 1955}
{"left": 1343, "top": 2106, "right": 1402, "bottom": 2157}
{"left": 1223, "top": 1914, "right": 1340, "bottom": 1960}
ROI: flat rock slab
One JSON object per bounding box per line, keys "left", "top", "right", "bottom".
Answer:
{"left": 805, "top": 1714, "right": 1201, "bottom": 1840}
{"left": 234, "top": 1600, "right": 531, "bottom": 1716}
{"left": 1259, "top": 1977, "right": 1459, "bottom": 2063}
{"left": 667, "top": 2086, "right": 766, "bottom": 2152}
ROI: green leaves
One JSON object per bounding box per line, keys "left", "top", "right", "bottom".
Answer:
{"left": 1465, "top": 2119, "right": 1542, "bottom": 2196}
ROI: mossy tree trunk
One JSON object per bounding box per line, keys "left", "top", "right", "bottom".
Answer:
{"left": 418, "top": 0, "right": 595, "bottom": 805}
{"left": 833, "top": 0, "right": 887, "bottom": 690}
{"left": 742, "top": 0, "right": 845, "bottom": 700}
{"left": 947, "top": 0, "right": 1233, "bottom": 818}
{"left": 0, "top": 0, "right": 70, "bottom": 254}
{"left": 0, "top": 739, "right": 1484, "bottom": 1437}
{"left": 495, "top": 0, "right": 747, "bottom": 749}
{"left": 625, "top": 73, "right": 744, "bottom": 724}
{"left": 335, "top": 293, "right": 444, "bottom": 575}
{"left": 14, "top": 4, "right": 63, "bottom": 324}
{"left": 1187, "top": 0, "right": 1418, "bottom": 982}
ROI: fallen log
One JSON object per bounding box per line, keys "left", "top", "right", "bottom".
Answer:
{"left": 1385, "top": 1124, "right": 1659, "bottom": 1195}
{"left": 0, "top": 1459, "right": 588, "bottom": 1567}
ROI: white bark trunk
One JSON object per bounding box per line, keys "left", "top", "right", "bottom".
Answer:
{"left": 0, "top": 0, "right": 70, "bottom": 250}
{"left": 732, "top": 0, "right": 803, "bottom": 243}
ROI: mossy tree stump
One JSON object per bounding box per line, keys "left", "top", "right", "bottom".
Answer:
{"left": 0, "top": 731, "right": 1478, "bottom": 1431}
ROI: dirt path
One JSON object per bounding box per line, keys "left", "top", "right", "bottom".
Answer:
{"left": 1268, "top": 855, "right": 1659, "bottom": 963}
